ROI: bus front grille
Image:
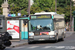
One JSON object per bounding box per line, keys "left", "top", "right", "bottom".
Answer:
{"left": 34, "top": 32, "right": 40, "bottom": 36}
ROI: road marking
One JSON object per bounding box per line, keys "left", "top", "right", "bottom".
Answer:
{"left": 43, "top": 46, "right": 75, "bottom": 49}
{"left": 28, "top": 46, "right": 39, "bottom": 49}
{"left": 11, "top": 46, "right": 75, "bottom": 50}
{"left": 54, "top": 46, "right": 65, "bottom": 49}
{"left": 44, "top": 46, "right": 65, "bottom": 49}
{"left": 65, "top": 46, "right": 75, "bottom": 49}
{"left": 44, "top": 46, "right": 52, "bottom": 48}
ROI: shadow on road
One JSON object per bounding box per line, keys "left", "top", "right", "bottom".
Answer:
{"left": 29, "top": 40, "right": 64, "bottom": 44}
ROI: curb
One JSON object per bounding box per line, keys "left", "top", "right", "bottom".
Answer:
{"left": 10, "top": 42, "right": 28, "bottom": 48}
{"left": 65, "top": 31, "right": 75, "bottom": 33}
{"left": 10, "top": 40, "right": 20, "bottom": 42}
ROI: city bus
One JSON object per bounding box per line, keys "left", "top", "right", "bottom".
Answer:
{"left": 28, "top": 12, "right": 65, "bottom": 44}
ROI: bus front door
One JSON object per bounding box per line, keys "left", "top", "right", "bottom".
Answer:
{"left": 20, "top": 20, "right": 28, "bottom": 40}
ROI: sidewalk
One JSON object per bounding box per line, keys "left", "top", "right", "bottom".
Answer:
{"left": 65, "top": 31, "right": 75, "bottom": 37}
{"left": 65, "top": 31, "right": 75, "bottom": 34}
{"left": 10, "top": 40, "right": 28, "bottom": 48}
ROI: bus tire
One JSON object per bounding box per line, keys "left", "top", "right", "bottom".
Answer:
{"left": 28, "top": 41, "right": 32, "bottom": 44}
{"left": 61, "top": 34, "right": 64, "bottom": 41}
{"left": 55, "top": 35, "right": 58, "bottom": 42}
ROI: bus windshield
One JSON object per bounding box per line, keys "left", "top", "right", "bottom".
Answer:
{"left": 29, "top": 19, "right": 54, "bottom": 31}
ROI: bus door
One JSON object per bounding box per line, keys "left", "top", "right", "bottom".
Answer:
{"left": 20, "top": 19, "right": 28, "bottom": 39}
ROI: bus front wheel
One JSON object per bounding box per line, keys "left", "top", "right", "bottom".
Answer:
{"left": 61, "top": 34, "right": 65, "bottom": 41}
{"left": 55, "top": 35, "right": 58, "bottom": 42}
{"left": 28, "top": 41, "right": 33, "bottom": 44}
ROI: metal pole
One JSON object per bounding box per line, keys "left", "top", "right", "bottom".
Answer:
{"left": 28, "top": 0, "right": 30, "bottom": 16}
{"left": 70, "top": 0, "right": 72, "bottom": 31}
{"left": 55, "top": 0, "right": 57, "bottom": 12}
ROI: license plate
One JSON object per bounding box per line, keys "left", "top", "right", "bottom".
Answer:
{"left": 39, "top": 39, "right": 45, "bottom": 40}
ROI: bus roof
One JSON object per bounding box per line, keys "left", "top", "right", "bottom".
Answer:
{"left": 34, "top": 12, "right": 57, "bottom": 15}
{"left": 54, "top": 14, "right": 64, "bottom": 19}
{"left": 31, "top": 12, "right": 64, "bottom": 19}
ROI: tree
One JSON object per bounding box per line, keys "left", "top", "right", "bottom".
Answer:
{"left": 8, "top": 0, "right": 28, "bottom": 15}
{"left": 57, "top": 0, "right": 74, "bottom": 22}
{"left": 0, "top": 0, "right": 4, "bottom": 7}
{"left": 0, "top": 0, "right": 3, "bottom": 14}
{"left": 31, "top": 0, "right": 55, "bottom": 14}
{"left": 57, "top": 0, "right": 70, "bottom": 7}
{"left": 0, "top": 7, "right": 2, "bottom": 14}
{"left": 30, "top": 7, "right": 42, "bottom": 14}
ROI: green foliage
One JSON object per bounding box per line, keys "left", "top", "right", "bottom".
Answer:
{"left": 0, "top": 0, "right": 73, "bottom": 22}
{"left": 57, "top": 6, "right": 70, "bottom": 22}
{"left": 21, "top": 9, "right": 28, "bottom": 16}
{"left": 31, "top": 0, "right": 55, "bottom": 14}
{"left": 57, "top": 0, "right": 67, "bottom": 7}
{"left": 9, "top": 7, "right": 19, "bottom": 14}
{"left": 8, "top": 0, "right": 28, "bottom": 8}
{"left": 30, "top": 7, "right": 42, "bottom": 14}
{"left": 0, "top": 0, "right": 3, "bottom": 14}
{"left": 0, "top": 7, "right": 2, "bottom": 14}
{"left": 0, "top": 0, "right": 4, "bottom": 7}
{"left": 31, "top": 0, "right": 73, "bottom": 22}
{"left": 72, "top": 6, "right": 75, "bottom": 11}
{"left": 57, "top": 0, "right": 73, "bottom": 22}
{"left": 57, "top": 0, "right": 71, "bottom": 7}
{"left": 8, "top": 0, "right": 28, "bottom": 16}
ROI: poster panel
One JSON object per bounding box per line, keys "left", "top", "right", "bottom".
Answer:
{"left": 7, "top": 20, "right": 19, "bottom": 39}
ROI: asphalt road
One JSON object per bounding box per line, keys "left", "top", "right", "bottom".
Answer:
{"left": 5, "top": 33, "right": 75, "bottom": 50}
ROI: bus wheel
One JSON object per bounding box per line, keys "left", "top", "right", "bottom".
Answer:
{"left": 28, "top": 41, "right": 32, "bottom": 44}
{"left": 61, "top": 34, "right": 64, "bottom": 41}
{"left": 55, "top": 35, "right": 58, "bottom": 42}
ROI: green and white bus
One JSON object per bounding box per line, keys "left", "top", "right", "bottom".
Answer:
{"left": 28, "top": 12, "right": 65, "bottom": 44}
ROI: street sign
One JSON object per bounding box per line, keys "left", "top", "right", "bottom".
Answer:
{"left": 13, "top": 14, "right": 16, "bottom": 17}
{"left": 18, "top": 13, "right": 21, "bottom": 16}
{"left": 8, "top": 14, "right": 16, "bottom": 17}
{"left": 8, "top": 14, "right": 11, "bottom": 17}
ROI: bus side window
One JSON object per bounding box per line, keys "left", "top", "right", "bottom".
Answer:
{"left": 0, "top": 19, "right": 3, "bottom": 28}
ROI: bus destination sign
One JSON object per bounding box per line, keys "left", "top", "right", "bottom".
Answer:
{"left": 31, "top": 15, "right": 52, "bottom": 19}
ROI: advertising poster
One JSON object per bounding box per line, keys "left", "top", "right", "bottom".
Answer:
{"left": 7, "top": 20, "right": 19, "bottom": 39}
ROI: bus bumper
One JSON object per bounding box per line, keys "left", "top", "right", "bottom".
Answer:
{"left": 28, "top": 35, "right": 56, "bottom": 42}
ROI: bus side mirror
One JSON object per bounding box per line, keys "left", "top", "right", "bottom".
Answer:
{"left": 23, "top": 20, "right": 29, "bottom": 25}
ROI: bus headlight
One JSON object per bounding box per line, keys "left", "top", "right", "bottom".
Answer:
{"left": 29, "top": 32, "right": 34, "bottom": 36}
{"left": 49, "top": 31, "right": 55, "bottom": 35}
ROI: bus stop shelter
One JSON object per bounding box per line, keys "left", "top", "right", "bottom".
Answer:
{"left": 6, "top": 16, "right": 29, "bottom": 40}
